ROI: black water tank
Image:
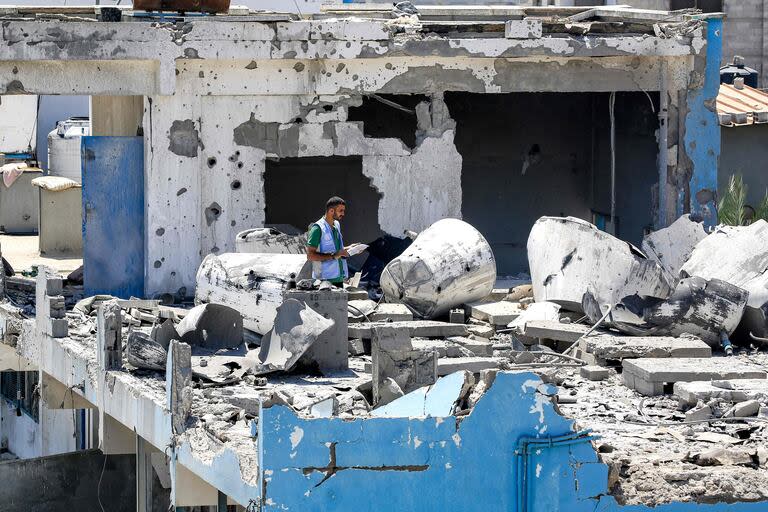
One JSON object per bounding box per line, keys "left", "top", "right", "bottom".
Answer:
{"left": 720, "top": 55, "right": 759, "bottom": 88}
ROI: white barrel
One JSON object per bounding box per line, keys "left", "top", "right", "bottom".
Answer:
{"left": 380, "top": 218, "right": 496, "bottom": 319}
{"left": 195, "top": 253, "right": 311, "bottom": 335}
{"left": 47, "top": 117, "right": 90, "bottom": 184}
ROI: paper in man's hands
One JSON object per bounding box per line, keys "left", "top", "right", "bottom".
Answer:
{"left": 346, "top": 243, "right": 369, "bottom": 257}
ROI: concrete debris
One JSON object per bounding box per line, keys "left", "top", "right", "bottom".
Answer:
{"left": 576, "top": 333, "right": 712, "bottom": 366}
{"left": 371, "top": 325, "right": 437, "bottom": 405}
{"left": 380, "top": 218, "right": 496, "bottom": 319}
{"left": 507, "top": 301, "right": 560, "bottom": 333}
{"left": 437, "top": 357, "right": 502, "bottom": 376}
{"left": 192, "top": 346, "right": 254, "bottom": 384}
{"left": 623, "top": 357, "right": 767, "bottom": 396}
{"left": 253, "top": 298, "right": 335, "bottom": 375}
{"left": 166, "top": 339, "right": 192, "bottom": 435}
{"left": 641, "top": 214, "right": 707, "bottom": 281}
{"left": 370, "top": 302, "right": 413, "bottom": 322}
{"left": 684, "top": 403, "right": 713, "bottom": 422}
{"left": 97, "top": 299, "right": 122, "bottom": 371}
{"left": 465, "top": 300, "right": 524, "bottom": 326}
{"left": 675, "top": 379, "right": 768, "bottom": 407}
{"left": 150, "top": 318, "right": 179, "bottom": 350}
{"left": 680, "top": 221, "right": 768, "bottom": 342}
{"left": 580, "top": 365, "right": 610, "bottom": 381}
{"left": 685, "top": 447, "right": 755, "bottom": 467}
{"left": 523, "top": 320, "right": 591, "bottom": 343}
{"left": 505, "top": 284, "right": 533, "bottom": 302}
{"left": 286, "top": 289, "right": 349, "bottom": 372}
{"left": 234, "top": 227, "right": 306, "bottom": 255}
{"left": 446, "top": 336, "right": 494, "bottom": 357}
{"left": 176, "top": 303, "right": 243, "bottom": 350}
{"left": 349, "top": 320, "right": 468, "bottom": 339}
{"left": 376, "top": 377, "right": 404, "bottom": 407}
{"left": 723, "top": 399, "right": 761, "bottom": 418}
{"left": 125, "top": 331, "right": 167, "bottom": 371}
{"left": 583, "top": 276, "right": 748, "bottom": 346}
{"left": 528, "top": 217, "right": 671, "bottom": 312}
{"left": 195, "top": 253, "right": 311, "bottom": 334}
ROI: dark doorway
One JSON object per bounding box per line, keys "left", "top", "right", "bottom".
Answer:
{"left": 264, "top": 156, "right": 384, "bottom": 243}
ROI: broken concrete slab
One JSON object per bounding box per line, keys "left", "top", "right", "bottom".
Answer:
{"left": 446, "top": 336, "right": 494, "bottom": 357}
{"left": 150, "top": 318, "right": 178, "bottom": 350}
{"left": 437, "top": 357, "right": 502, "bottom": 376}
{"left": 176, "top": 303, "right": 243, "bottom": 350}
{"left": 380, "top": 218, "right": 496, "bottom": 319}
{"left": 372, "top": 370, "right": 473, "bottom": 418}
{"left": 623, "top": 358, "right": 767, "bottom": 396}
{"left": 674, "top": 379, "right": 768, "bottom": 406}
{"left": 724, "top": 399, "right": 761, "bottom": 418}
{"left": 125, "top": 331, "right": 167, "bottom": 371}
{"left": 507, "top": 301, "right": 560, "bottom": 333}
{"left": 286, "top": 289, "right": 349, "bottom": 372}
{"left": 685, "top": 403, "right": 713, "bottom": 422}
{"left": 348, "top": 320, "right": 468, "bottom": 339}
{"left": 465, "top": 300, "right": 524, "bottom": 326}
{"left": 686, "top": 447, "right": 755, "bottom": 467}
{"left": 412, "top": 338, "right": 471, "bottom": 358}
{"left": 370, "top": 302, "right": 413, "bottom": 322}
{"left": 583, "top": 277, "right": 748, "bottom": 346}
{"left": 580, "top": 365, "right": 610, "bottom": 381}
{"left": 192, "top": 346, "right": 254, "bottom": 384}
{"left": 641, "top": 214, "right": 707, "bottom": 281}
{"left": 578, "top": 334, "right": 712, "bottom": 365}
{"left": 347, "top": 299, "right": 377, "bottom": 322}
{"left": 467, "top": 323, "right": 494, "bottom": 338}
{"left": 253, "top": 298, "right": 335, "bottom": 374}
{"left": 523, "top": 320, "right": 592, "bottom": 343}
{"left": 371, "top": 331, "right": 437, "bottom": 406}
{"left": 527, "top": 216, "right": 671, "bottom": 312}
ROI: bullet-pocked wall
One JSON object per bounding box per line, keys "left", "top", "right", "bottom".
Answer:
{"left": 449, "top": 92, "right": 659, "bottom": 275}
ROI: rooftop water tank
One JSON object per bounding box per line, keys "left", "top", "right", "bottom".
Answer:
{"left": 720, "top": 55, "right": 759, "bottom": 88}
{"left": 47, "top": 117, "right": 90, "bottom": 184}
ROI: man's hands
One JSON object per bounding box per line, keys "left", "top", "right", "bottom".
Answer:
{"left": 334, "top": 248, "right": 349, "bottom": 259}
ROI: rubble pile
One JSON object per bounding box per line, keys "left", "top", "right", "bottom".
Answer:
{"left": 6, "top": 214, "right": 768, "bottom": 507}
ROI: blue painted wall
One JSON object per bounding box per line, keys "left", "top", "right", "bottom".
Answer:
{"left": 684, "top": 18, "right": 723, "bottom": 227}
{"left": 255, "top": 371, "right": 767, "bottom": 512}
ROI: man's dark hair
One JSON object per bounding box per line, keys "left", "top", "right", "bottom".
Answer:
{"left": 326, "top": 196, "right": 346, "bottom": 210}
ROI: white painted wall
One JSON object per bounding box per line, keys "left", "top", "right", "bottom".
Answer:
{"left": 0, "top": 95, "right": 37, "bottom": 154}
{"left": 0, "top": 400, "right": 40, "bottom": 459}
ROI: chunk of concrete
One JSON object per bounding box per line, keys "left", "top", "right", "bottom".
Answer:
{"left": 348, "top": 299, "right": 377, "bottom": 322}
{"left": 437, "top": 357, "right": 501, "bottom": 376}
{"left": 681, "top": 221, "right": 768, "bottom": 341}
{"left": 371, "top": 334, "right": 437, "bottom": 406}
{"left": 724, "top": 399, "right": 761, "bottom": 418}
{"left": 166, "top": 340, "right": 192, "bottom": 435}
{"left": 583, "top": 277, "right": 748, "bottom": 346}
{"left": 372, "top": 370, "right": 473, "bottom": 418}
{"left": 527, "top": 216, "right": 671, "bottom": 312}
{"left": 253, "top": 298, "right": 335, "bottom": 374}
{"left": 623, "top": 357, "right": 767, "bottom": 396}
{"left": 675, "top": 379, "right": 768, "bottom": 406}
{"left": 578, "top": 334, "right": 712, "bottom": 365}
{"left": 286, "top": 289, "right": 349, "bottom": 372}
{"left": 580, "top": 365, "right": 610, "bottom": 381}
{"left": 685, "top": 403, "right": 713, "bottom": 422}
{"left": 687, "top": 447, "right": 754, "bottom": 467}
{"left": 97, "top": 299, "right": 122, "bottom": 371}
{"left": 466, "top": 301, "right": 524, "bottom": 326}
{"left": 370, "top": 302, "right": 413, "bottom": 322}
{"left": 507, "top": 301, "right": 560, "bottom": 333}
{"left": 125, "top": 331, "right": 167, "bottom": 371}
{"left": 150, "top": 318, "right": 178, "bottom": 350}
{"left": 523, "top": 320, "right": 591, "bottom": 343}
{"left": 641, "top": 214, "right": 707, "bottom": 280}
{"left": 375, "top": 378, "right": 404, "bottom": 407}
{"left": 505, "top": 284, "right": 533, "bottom": 302}
{"left": 446, "top": 336, "right": 494, "bottom": 357}
{"left": 412, "top": 338, "right": 471, "bottom": 358}
{"left": 349, "top": 320, "right": 468, "bottom": 339}
{"left": 380, "top": 218, "right": 496, "bottom": 319}
{"left": 448, "top": 308, "right": 465, "bottom": 324}
{"left": 176, "top": 303, "right": 243, "bottom": 350}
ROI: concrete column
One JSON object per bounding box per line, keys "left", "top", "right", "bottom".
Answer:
{"left": 97, "top": 299, "right": 122, "bottom": 371}
{"left": 166, "top": 340, "right": 192, "bottom": 436}
{"left": 136, "top": 436, "right": 153, "bottom": 512}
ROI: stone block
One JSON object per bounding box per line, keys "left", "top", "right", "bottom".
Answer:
{"left": 580, "top": 365, "right": 610, "bottom": 381}
{"left": 674, "top": 379, "right": 768, "bottom": 406}
{"left": 725, "top": 399, "right": 761, "bottom": 418}
{"left": 685, "top": 404, "right": 713, "bottom": 422}
{"left": 370, "top": 303, "right": 413, "bottom": 322}
{"left": 448, "top": 309, "right": 465, "bottom": 324}
{"left": 466, "top": 301, "right": 524, "bottom": 325}
{"left": 286, "top": 289, "right": 349, "bottom": 371}
{"left": 579, "top": 335, "right": 711, "bottom": 365}
{"left": 447, "top": 336, "right": 494, "bottom": 357}
{"left": 349, "top": 321, "right": 468, "bottom": 339}
{"left": 523, "top": 320, "right": 591, "bottom": 343}
{"left": 437, "top": 357, "right": 501, "bottom": 376}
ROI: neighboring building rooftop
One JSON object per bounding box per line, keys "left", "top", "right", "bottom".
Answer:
{"left": 717, "top": 82, "right": 768, "bottom": 127}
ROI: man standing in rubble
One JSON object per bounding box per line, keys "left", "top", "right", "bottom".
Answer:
{"left": 306, "top": 196, "right": 351, "bottom": 287}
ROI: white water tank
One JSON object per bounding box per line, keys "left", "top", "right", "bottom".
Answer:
{"left": 47, "top": 117, "right": 90, "bottom": 183}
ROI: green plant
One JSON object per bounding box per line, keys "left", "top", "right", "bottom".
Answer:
{"left": 718, "top": 174, "right": 746, "bottom": 226}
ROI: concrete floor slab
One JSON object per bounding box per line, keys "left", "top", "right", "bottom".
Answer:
{"left": 674, "top": 378, "right": 768, "bottom": 406}
{"left": 580, "top": 334, "right": 712, "bottom": 363}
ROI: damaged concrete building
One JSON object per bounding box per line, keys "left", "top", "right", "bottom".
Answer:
{"left": 1, "top": 3, "right": 766, "bottom": 512}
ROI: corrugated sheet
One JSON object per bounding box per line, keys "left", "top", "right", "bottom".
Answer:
{"left": 717, "top": 83, "right": 768, "bottom": 127}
